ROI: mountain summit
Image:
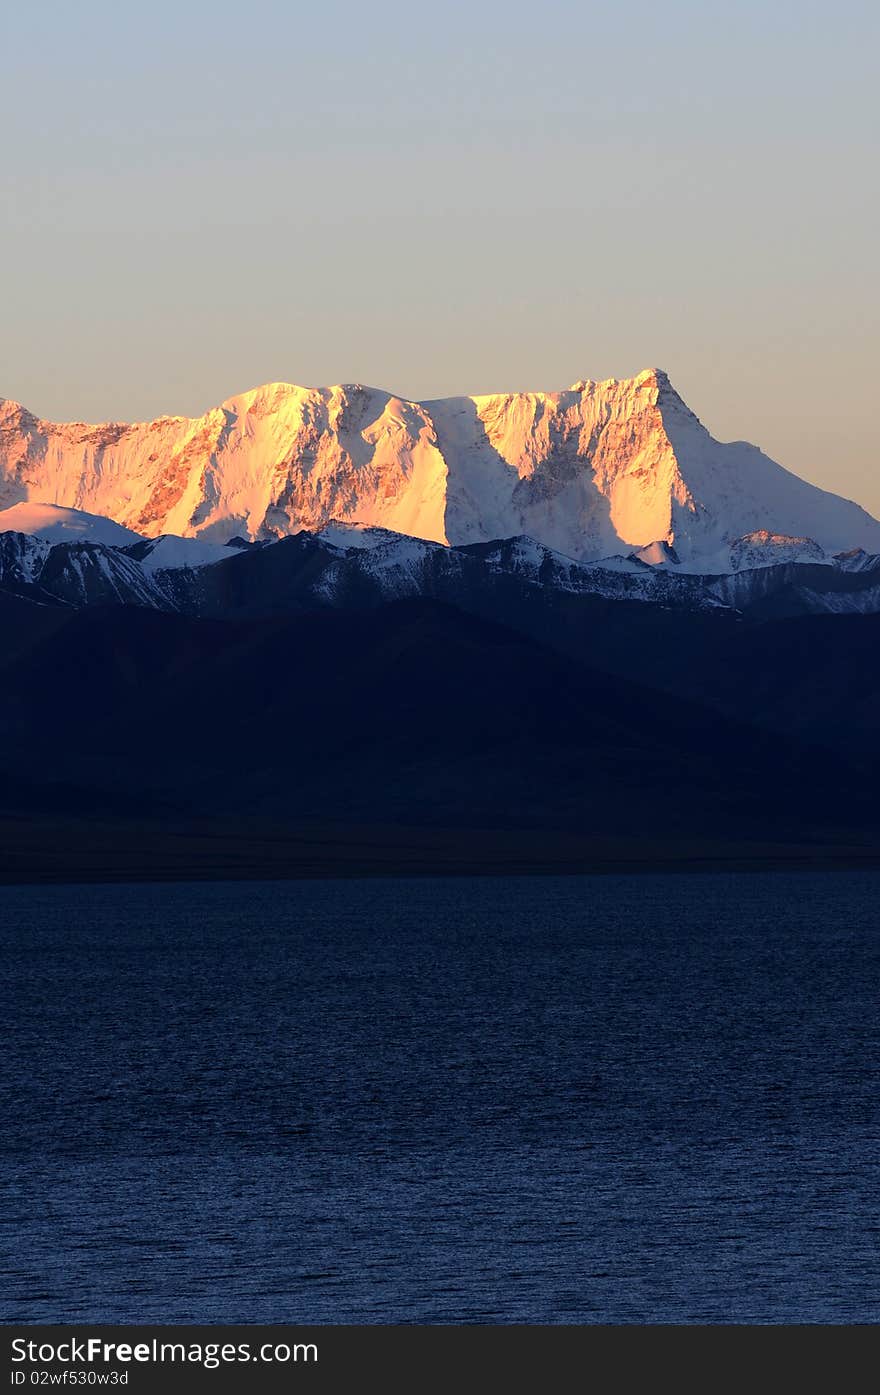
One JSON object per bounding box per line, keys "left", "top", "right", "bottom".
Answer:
{"left": 1, "top": 370, "right": 877, "bottom": 564}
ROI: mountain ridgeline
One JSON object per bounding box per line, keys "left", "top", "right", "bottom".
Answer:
{"left": 1, "top": 371, "right": 879, "bottom": 878}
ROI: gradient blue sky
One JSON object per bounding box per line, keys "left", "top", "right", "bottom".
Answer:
{"left": 2, "top": 1, "right": 878, "bottom": 510}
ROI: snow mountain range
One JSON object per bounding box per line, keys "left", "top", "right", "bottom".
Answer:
{"left": 1, "top": 497, "right": 879, "bottom": 622}
{"left": 1, "top": 369, "right": 878, "bottom": 571}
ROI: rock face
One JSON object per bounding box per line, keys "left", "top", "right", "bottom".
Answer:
{"left": 1, "top": 369, "right": 878, "bottom": 564}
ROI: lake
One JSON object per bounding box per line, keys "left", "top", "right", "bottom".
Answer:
{"left": 2, "top": 872, "right": 878, "bottom": 1323}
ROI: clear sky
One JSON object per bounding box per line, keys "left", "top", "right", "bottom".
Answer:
{"left": 2, "top": 1, "right": 878, "bottom": 511}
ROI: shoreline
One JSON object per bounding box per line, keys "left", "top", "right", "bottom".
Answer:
{"left": 1, "top": 817, "right": 878, "bottom": 886}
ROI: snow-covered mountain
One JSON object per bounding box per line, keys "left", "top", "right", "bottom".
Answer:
{"left": 0, "top": 501, "right": 141, "bottom": 547}
{"left": 0, "top": 529, "right": 173, "bottom": 609}
{"left": 2, "top": 369, "right": 878, "bottom": 566}
{"left": 126, "top": 533, "right": 250, "bottom": 575}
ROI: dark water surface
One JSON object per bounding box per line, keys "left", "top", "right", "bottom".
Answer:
{"left": 2, "top": 873, "right": 878, "bottom": 1324}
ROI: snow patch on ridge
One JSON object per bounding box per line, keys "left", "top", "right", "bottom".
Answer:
{"left": 727, "top": 531, "right": 830, "bottom": 571}
{"left": 631, "top": 540, "right": 681, "bottom": 567}
{"left": 0, "top": 501, "right": 142, "bottom": 547}
{"left": 312, "top": 521, "right": 405, "bottom": 551}
{"left": 130, "top": 534, "right": 249, "bottom": 575}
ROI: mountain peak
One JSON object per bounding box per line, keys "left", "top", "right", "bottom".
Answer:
{"left": 220, "top": 381, "right": 310, "bottom": 414}
{"left": 566, "top": 367, "right": 669, "bottom": 393}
